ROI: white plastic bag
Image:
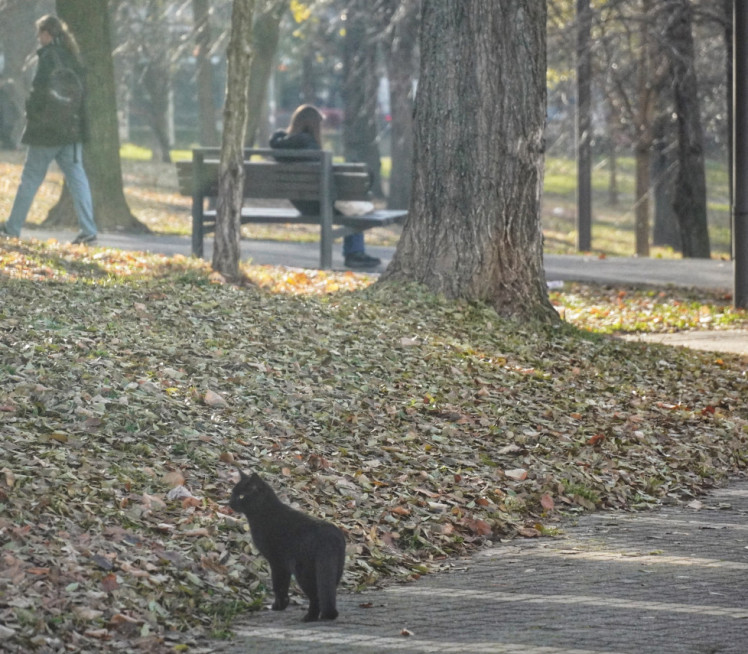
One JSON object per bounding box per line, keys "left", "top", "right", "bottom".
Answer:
{"left": 334, "top": 200, "right": 374, "bottom": 216}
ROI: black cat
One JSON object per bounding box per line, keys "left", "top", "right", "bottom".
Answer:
{"left": 229, "top": 470, "right": 346, "bottom": 621}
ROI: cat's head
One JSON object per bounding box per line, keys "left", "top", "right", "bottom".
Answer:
{"left": 228, "top": 470, "right": 269, "bottom": 512}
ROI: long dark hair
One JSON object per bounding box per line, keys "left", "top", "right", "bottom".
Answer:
{"left": 287, "top": 104, "right": 323, "bottom": 147}
{"left": 36, "top": 15, "right": 81, "bottom": 60}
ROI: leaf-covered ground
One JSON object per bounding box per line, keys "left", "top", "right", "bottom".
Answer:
{"left": 1, "top": 240, "right": 747, "bottom": 653}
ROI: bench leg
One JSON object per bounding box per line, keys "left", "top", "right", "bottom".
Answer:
{"left": 192, "top": 207, "right": 204, "bottom": 258}
{"left": 320, "top": 152, "right": 333, "bottom": 269}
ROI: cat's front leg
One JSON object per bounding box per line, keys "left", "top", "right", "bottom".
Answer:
{"left": 270, "top": 565, "right": 291, "bottom": 611}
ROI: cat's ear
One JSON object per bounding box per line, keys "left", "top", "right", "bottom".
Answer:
{"left": 238, "top": 469, "right": 250, "bottom": 481}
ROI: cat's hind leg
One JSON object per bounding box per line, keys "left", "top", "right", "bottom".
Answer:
{"left": 295, "top": 562, "right": 320, "bottom": 622}
{"left": 315, "top": 556, "right": 340, "bottom": 621}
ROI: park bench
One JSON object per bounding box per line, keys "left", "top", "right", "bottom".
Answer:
{"left": 175, "top": 147, "right": 407, "bottom": 269}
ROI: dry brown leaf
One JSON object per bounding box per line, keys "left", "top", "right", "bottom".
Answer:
{"left": 204, "top": 389, "right": 228, "bottom": 408}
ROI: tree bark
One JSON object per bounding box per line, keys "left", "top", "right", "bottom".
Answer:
{"left": 193, "top": 0, "right": 220, "bottom": 147}
{"left": 245, "top": 0, "right": 286, "bottom": 147}
{"left": 576, "top": 0, "right": 593, "bottom": 252}
{"left": 652, "top": 112, "right": 680, "bottom": 249}
{"left": 46, "top": 0, "right": 143, "bottom": 232}
{"left": 0, "top": 1, "right": 41, "bottom": 146}
{"left": 723, "top": 0, "right": 733, "bottom": 219}
{"left": 634, "top": 0, "right": 654, "bottom": 257}
{"left": 382, "top": 0, "right": 418, "bottom": 210}
{"left": 212, "top": 0, "right": 255, "bottom": 280}
{"left": 663, "top": 0, "right": 710, "bottom": 258}
{"left": 381, "top": 1, "right": 557, "bottom": 323}
{"left": 342, "top": 0, "right": 383, "bottom": 198}
{"left": 605, "top": 96, "right": 619, "bottom": 206}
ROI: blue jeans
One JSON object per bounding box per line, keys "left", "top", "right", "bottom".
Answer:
{"left": 343, "top": 232, "right": 364, "bottom": 256}
{"left": 6, "top": 143, "right": 96, "bottom": 238}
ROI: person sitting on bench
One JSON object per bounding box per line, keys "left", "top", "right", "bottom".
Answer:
{"left": 269, "top": 104, "right": 381, "bottom": 270}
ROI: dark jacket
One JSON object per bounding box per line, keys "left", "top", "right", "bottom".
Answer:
{"left": 269, "top": 129, "right": 319, "bottom": 156}
{"left": 269, "top": 130, "right": 321, "bottom": 216}
{"left": 22, "top": 43, "right": 86, "bottom": 146}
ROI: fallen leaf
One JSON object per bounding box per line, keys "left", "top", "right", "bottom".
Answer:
{"left": 463, "top": 518, "right": 492, "bottom": 536}
{"left": 164, "top": 471, "right": 186, "bottom": 488}
{"left": 540, "top": 494, "right": 555, "bottom": 511}
{"left": 517, "top": 527, "right": 541, "bottom": 538}
{"left": 204, "top": 389, "right": 228, "bottom": 408}
{"left": 101, "top": 573, "right": 119, "bottom": 593}
{"left": 74, "top": 606, "right": 104, "bottom": 621}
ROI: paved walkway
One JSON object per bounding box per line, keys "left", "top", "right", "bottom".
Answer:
{"left": 204, "top": 481, "right": 748, "bottom": 654}
{"left": 7, "top": 226, "right": 736, "bottom": 286}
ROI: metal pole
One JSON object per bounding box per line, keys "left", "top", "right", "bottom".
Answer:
{"left": 734, "top": 0, "right": 748, "bottom": 308}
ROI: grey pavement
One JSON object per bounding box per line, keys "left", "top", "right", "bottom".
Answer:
{"left": 205, "top": 482, "right": 748, "bottom": 654}
{"left": 8, "top": 226, "right": 740, "bottom": 289}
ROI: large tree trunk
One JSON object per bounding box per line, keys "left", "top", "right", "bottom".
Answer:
{"left": 342, "top": 0, "right": 383, "bottom": 198}
{"left": 664, "top": 0, "right": 710, "bottom": 258}
{"left": 212, "top": 0, "right": 255, "bottom": 280}
{"left": 382, "top": 0, "right": 418, "bottom": 210}
{"left": 46, "top": 0, "right": 143, "bottom": 232}
{"left": 245, "top": 0, "right": 286, "bottom": 147}
{"left": 381, "top": 1, "right": 556, "bottom": 323}
{"left": 0, "top": 1, "right": 46, "bottom": 147}
{"left": 193, "top": 0, "right": 219, "bottom": 147}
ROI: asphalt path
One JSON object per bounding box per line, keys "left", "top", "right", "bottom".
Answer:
{"left": 10, "top": 226, "right": 738, "bottom": 291}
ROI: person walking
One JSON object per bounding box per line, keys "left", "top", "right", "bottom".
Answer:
{"left": 269, "top": 104, "right": 381, "bottom": 269}
{"left": 0, "top": 14, "right": 97, "bottom": 244}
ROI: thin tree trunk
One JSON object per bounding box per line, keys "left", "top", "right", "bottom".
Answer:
{"left": 606, "top": 96, "right": 619, "bottom": 206}
{"left": 652, "top": 112, "right": 680, "bottom": 249}
{"left": 722, "top": 0, "right": 732, "bottom": 235}
{"left": 576, "top": 0, "right": 593, "bottom": 251}
{"left": 212, "top": 0, "right": 255, "bottom": 280}
{"left": 634, "top": 0, "right": 654, "bottom": 257}
{"left": 381, "top": 0, "right": 556, "bottom": 323}
{"left": 664, "top": 0, "right": 710, "bottom": 258}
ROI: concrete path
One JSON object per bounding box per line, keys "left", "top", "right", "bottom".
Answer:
{"left": 205, "top": 481, "right": 748, "bottom": 654}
